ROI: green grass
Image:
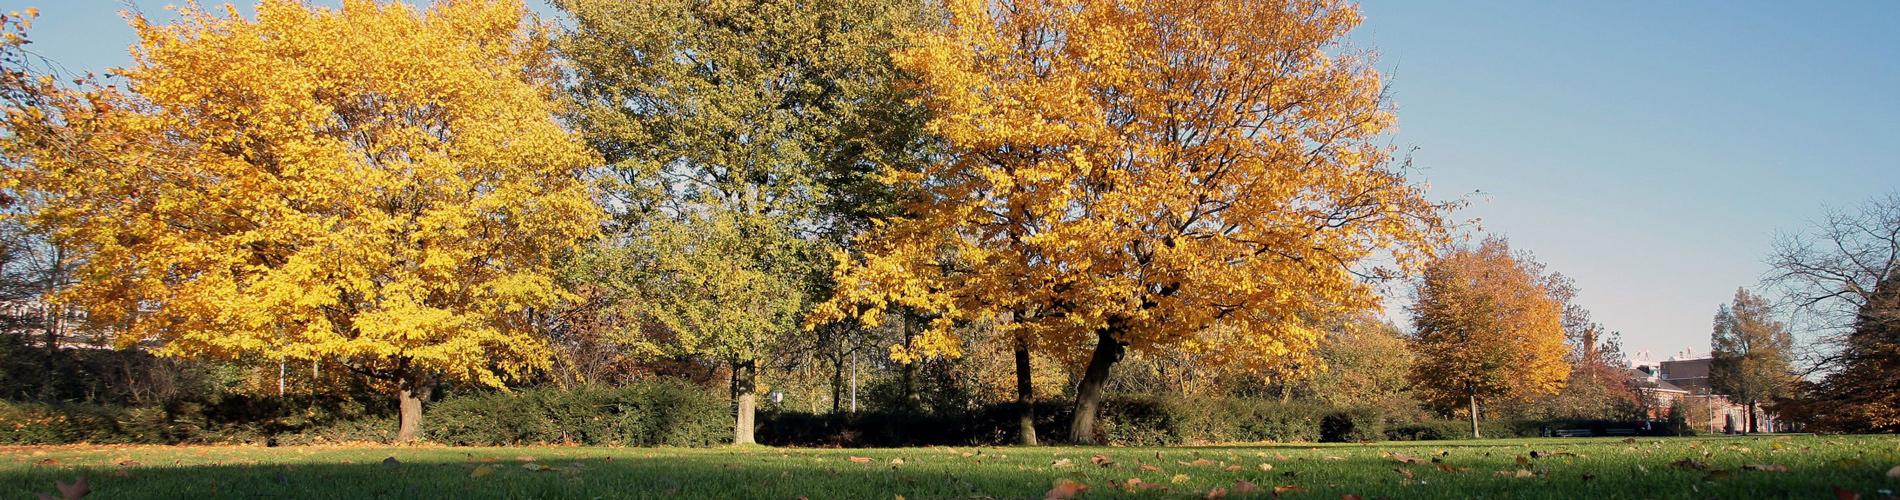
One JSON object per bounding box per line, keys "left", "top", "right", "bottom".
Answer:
{"left": 3, "top": 435, "right": 1897, "bottom": 498}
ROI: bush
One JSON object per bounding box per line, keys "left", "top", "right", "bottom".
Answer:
{"left": 1320, "top": 406, "right": 1386, "bottom": 443}
{"left": 427, "top": 381, "right": 728, "bottom": 446}
{"left": 761, "top": 396, "right": 1335, "bottom": 447}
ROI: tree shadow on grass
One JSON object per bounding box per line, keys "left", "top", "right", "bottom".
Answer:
{"left": 1, "top": 441, "right": 1893, "bottom": 499}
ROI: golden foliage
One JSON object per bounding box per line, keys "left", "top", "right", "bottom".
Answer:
{"left": 1409, "top": 237, "right": 1570, "bottom": 411}
{"left": 815, "top": 0, "right": 1447, "bottom": 371}
{"left": 0, "top": 0, "right": 601, "bottom": 387}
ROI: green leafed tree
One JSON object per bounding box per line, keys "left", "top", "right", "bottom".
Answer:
{"left": 554, "top": 0, "right": 932, "bottom": 444}
{"left": 1709, "top": 288, "right": 1795, "bottom": 434}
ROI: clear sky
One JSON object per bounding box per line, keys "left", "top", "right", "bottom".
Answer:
{"left": 4, "top": 1, "right": 1898, "bottom": 365}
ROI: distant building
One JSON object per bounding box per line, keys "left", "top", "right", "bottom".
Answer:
{"left": 1631, "top": 351, "right": 1778, "bottom": 433}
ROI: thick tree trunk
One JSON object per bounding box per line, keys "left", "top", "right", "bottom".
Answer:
{"left": 1068, "top": 328, "right": 1126, "bottom": 443}
{"left": 1468, "top": 391, "right": 1482, "bottom": 439}
{"left": 396, "top": 378, "right": 431, "bottom": 443}
{"left": 1014, "top": 341, "right": 1038, "bottom": 446}
{"left": 732, "top": 359, "right": 758, "bottom": 445}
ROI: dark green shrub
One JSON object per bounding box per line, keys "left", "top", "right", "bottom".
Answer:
{"left": 1320, "top": 406, "right": 1385, "bottom": 442}
{"left": 426, "top": 381, "right": 727, "bottom": 446}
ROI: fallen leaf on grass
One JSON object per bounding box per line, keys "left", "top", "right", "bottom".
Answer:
{"left": 521, "top": 463, "right": 551, "bottom": 472}
{"left": 1273, "top": 485, "right": 1307, "bottom": 494}
{"left": 1045, "top": 478, "right": 1088, "bottom": 499}
{"left": 1494, "top": 469, "right": 1534, "bottom": 478}
{"left": 38, "top": 475, "right": 88, "bottom": 500}
{"left": 1832, "top": 486, "right": 1860, "bottom": 500}
{"left": 1120, "top": 478, "right": 1166, "bottom": 492}
{"left": 1391, "top": 453, "right": 1424, "bottom": 465}
{"left": 515, "top": 455, "right": 536, "bottom": 462}
{"left": 1257, "top": 463, "right": 1274, "bottom": 471}
{"left": 1172, "top": 474, "right": 1191, "bottom": 484}
{"left": 1514, "top": 456, "right": 1530, "bottom": 466}
{"left": 848, "top": 456, "right": 874, "bottom": 464}
{"left": 1140, "top": 463, "right": 1163, "bottom": 472}
{"left": 1179, "top": 458, "right": 1215, "bottom": 467}
{"left": 1052, "top": 458, "right": 1074, "bottom": 468}
{"left": 1671, "top": 458, "right": 1711, "bottom": 471}
{"left": 35, "top": 458, "right": 59, "bottom": 466}
{"left": 1394, "top": 468, "right": 1415, "bottom": 479}
{"left": 1742, "top": 464, "right": 1790, "bottom": 472}
{"left": 1435, "top": 463, "right": 1469, "bottom": 473}
{"left": 1886, "top": 465, "right": 1900, "bottom": 478}
{"left": 1223, "top": 465, "right": 1243, "bottom": 472}
{"left": 1204, "top": 486, "right": 1228, "bottom": 499}
{"left": 1090, "top": 454, "right": 1114, "bottom": 467}
{"left": 1233, "top": 480, "right": 1261, "bottom": 495}
{"left": 1322, "top": 456, "right": 1345, "bottom": 461}
{"left": 1341, "top": 494, "right": 1362, "bottom": 500}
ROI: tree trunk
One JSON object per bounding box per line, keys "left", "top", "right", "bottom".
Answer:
{"left": 1014, "top": 341, "right": 1038, "bottom": 446}
{"left": 830, "top": 352, "right": 845, "bottom": 414}
{"left": 1747, "top": 400, "right": 1759, "bottom": 434}
{"left": 1468, "top": 391, "right": 1482, "bottom": 439}
{"left": 395, "top": 377, "right": 431, "bottom": 443}
{"left": 732, "top": 359, "right": 758, "bottom": 445}
{"left": 1068, "top": 327, "right": 1126, "bottom": 443}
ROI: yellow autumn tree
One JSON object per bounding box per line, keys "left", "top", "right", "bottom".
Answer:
{"left": 815, "top": 0, "right": 1448, "bottom": 442}
{"left": 0, "top": 0, "right": 601, "bottom": 441}
{"left": 1409, "top": 237, "right": 1570, "bottom": 438}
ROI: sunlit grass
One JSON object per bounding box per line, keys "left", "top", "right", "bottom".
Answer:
{"left": 3, "top": 435, "right": 1897, "bottom": 498}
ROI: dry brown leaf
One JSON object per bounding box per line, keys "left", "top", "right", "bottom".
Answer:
{"left": 515, "top": 455, "right": 535, "bottom": 462}
{"left": 1435, "top": 463, "right": 1469, "bottom": 473}
{"left": 848, "top": 456, "right": 874, "bottom": 464}
{"left": 1341, "top": 494, "right": 1362, "bottom": 500}
{"left": 1172, "top": 473, "right": 1191, "bottom": 484}
{"left": 1233, "top": 480, "right": 1261, "bottom": 495}
{"left": 1391, "top": 453, "right": 1424, "bottom": 465}
{"left": 1204, "top": 486, "right": 1228, "bottom": 499}
{"left": 1091, "top": 454, "right": 1114, "bottom": 467}
{"left": 1257, "top": 463, "right": 1274, "bottom": 471}
{"left": 1052, "top": 458, "right": 1074, "bottom": 468}
{"left": 1141, "top": 463, "right": 1163, "bottom": 472}
{"left": 1885, "top": 465, "right": 1900, "bottom": 479}
{"left": 1832, "top": 486, "right": 1860, "bottom": 500}
{"left": 1671, "top": 458, "right": 1710, "bottom": 470}
{"left": 53, "top": 475, "right": 88, "bottom": 500}
{"left": 470, "top": 465, "right": 495, "bottom": 478}
{"left": 1273, "top": 485, "right": 1307, "bottom": 494}
{"left": 1223, "top": 465, "right": 1243, "bottom": 472}
{"left": 1179, "top": 458, "right": 1215, "bottom": 467}
{"left": 1045, "top": 478, "right": 1088, "bottom": 500}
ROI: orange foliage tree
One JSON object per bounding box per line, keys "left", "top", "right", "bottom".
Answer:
{"left": 1409, "top": 237, "right": 1570, "bottom": 438}
{"left": 816, "top": 0, "right": 1447, "bottom": 443}
{"left": 0, "top": 1, "right": 600, "bottom": 441}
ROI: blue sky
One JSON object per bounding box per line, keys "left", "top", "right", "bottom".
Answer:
{"left": 4, "top": 1, "right": 1897, "bottom": 364}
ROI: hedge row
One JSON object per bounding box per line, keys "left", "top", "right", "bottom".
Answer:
{"left": 759, "top": 397, "right": 1392, "bottom": 447}
{"left": 427, "top": 382, "right": 728, "bottom": 446}
{"left": 1, "top": 381, "right": 726, "bottom": 446}
{"left": 4, "top": 387, "right": 1679, "bottom": 446}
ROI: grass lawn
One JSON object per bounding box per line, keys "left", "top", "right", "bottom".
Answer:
{"left": 3, "top": 435, "right": 1898, "bottom": 499}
